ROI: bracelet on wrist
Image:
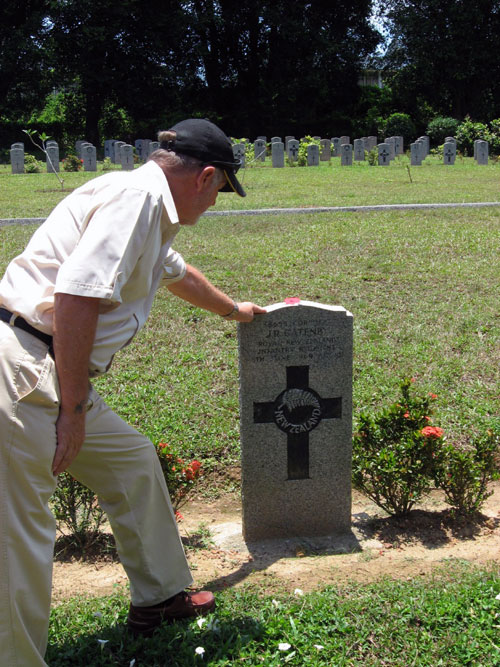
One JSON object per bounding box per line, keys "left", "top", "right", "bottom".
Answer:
{"left": 221, "top": 302, "right": 239, "bottom": 319}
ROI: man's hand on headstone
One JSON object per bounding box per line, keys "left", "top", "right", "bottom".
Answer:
{"left": 231, "top": 302, "right": 267, "bottom": 322}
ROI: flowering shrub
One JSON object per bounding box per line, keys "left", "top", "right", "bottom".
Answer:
{"left": 62, "top": 154, "right": 83, "bottom": 171}
{"left": 352, "top": 378, "right": 445, "bottom": 516}
{"left": 51, "top": 472, "right": 106, "bottom": 551}
{"left": 155, "top": 442, "right": 203, "bottom": 516}
{"left": 433, "top": 430, "right": 500, "bottom": 515}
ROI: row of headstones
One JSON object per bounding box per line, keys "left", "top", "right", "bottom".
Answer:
{"left": 9, "top": 141, "right": 65, "bottom": 174}
{"left": 103, "top": 139, "right": 159, "bottom": 167}
{"left": 233, "top": 134, "right": 491, "bottom": 167}
{"left": 439, "top": 137, "right": 489, "bottom": 165}
{"left": 9, "top": 138, "right": 162, "bottom": 174}
{"left": 233, "top": 135, "right": 405, "bottom": 167}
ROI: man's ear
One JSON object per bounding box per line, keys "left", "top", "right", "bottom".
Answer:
{"left": 195, "top": 165, "right": 217, "bottom": 192}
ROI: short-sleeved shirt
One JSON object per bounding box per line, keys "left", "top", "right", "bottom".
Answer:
{"left": 0, "top": 161, "right": 186, "bottom": 375}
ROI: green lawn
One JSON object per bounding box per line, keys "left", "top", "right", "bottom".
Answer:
{"left": 1, "top": 155, "right": 499, "bottom": 218}
{"left": 1, "top": 162, "right": 499, "bottom": 665}
{"left": 46, "top": 562, "right": 499, "bottom": 666}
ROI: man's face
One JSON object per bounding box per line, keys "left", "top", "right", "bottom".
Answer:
{"left": 177, "top": 166, "right": 226, "bottom": 226}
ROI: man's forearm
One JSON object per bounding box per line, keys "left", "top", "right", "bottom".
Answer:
{"left": 167, "top": 264, "right": 235, "bottom": 316}
{"left": 52, "top": 293, "right": 100, "bottom": 473}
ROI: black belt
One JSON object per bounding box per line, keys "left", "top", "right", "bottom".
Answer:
{"left": 0, "top": 307, "right": 54, "bottom": 356}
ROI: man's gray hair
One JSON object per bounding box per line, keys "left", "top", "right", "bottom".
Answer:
{"left": 149, "top": 130, "right": 226, "bottom": 187}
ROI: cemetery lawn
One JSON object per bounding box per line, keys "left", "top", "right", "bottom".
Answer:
{"left": 1, "top": 165, "right": 499, "bottom": 665}
{"left": 46, "top": 560, "right": 499, "bottom": 666}
{"left": 1, "top": 155, "right": 500, "bottom": 217}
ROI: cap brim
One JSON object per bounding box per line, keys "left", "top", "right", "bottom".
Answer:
{"left": 221, "top": 169, "right": 246, "bottom": 197}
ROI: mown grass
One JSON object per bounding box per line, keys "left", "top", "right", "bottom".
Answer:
{"left": 1, "top": 154, "right": 500, "bottom": 218}
{"left": 1, "top": 185, "right": 499, "bottom": 474}
{"left": 2, "top": 160, "right": 499, "bottom": 665}
{"left": 46, "top": 562, "right": 499, "bottom": 666}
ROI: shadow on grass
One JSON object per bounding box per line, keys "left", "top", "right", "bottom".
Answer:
{"left": 46, "top": 613, "right": 263, "bottom": 666}
{"left": 353, "top": 509, "right": 499, "bottom": 549}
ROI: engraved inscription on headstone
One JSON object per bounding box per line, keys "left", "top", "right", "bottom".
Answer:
{"left": 239, "top": 301, "right": 353, "bottom": 541}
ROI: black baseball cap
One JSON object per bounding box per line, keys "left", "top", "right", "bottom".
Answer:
{"left": 160, "top": 118, "right": 246, "bottom": 197}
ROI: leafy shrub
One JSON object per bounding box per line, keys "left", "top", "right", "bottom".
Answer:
{"left": 62, "top": 154, "right": 83, "bottom": 171}
{"left": 433, "top": 430, "right": 500, "bottom": 515}
{"left": 24, "top": 153, "right": 43, "bottom": 173}
{"left": 352, "top": 379, "right": 444, "bottom": 516}
{"left": 487, "top": 118, "right": 500, "bottom": 155}
{"left": 455, "top": 116, "right": 490, "bottom": 155}
{"left": 155, "top": 442, "right": 204, "bottom": 517}
{"left": 384, "top": 113, "right": 416, "bottom": 143}
{"left": 367, "top": 147, "right": 378, "bottom": 166}
{"left": 51, "top": 473, "right": 107, "bottom": 551}
{"left": 297, "top": 136, "right": 320, "bottom": 166}
{"left": 101, "top": 156, "right": 113, "bottom": 171}
{"left": 426, "top": 116, "right": 460, "bottom": 145}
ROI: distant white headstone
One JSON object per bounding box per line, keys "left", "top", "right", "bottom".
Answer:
{"left": 10, "top": 147, "right": 25, "bottom": 174}
{"left": 272, "top": 141, "right": 285, "bottom": 168}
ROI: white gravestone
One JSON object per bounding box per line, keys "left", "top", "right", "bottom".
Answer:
{"left": 254, "top": 139, "right": 266, "bottom": 162}
{"left": 307, "top": 144, "right": 320, "bottom": 166}
{"left": 341, "top": 143, "right": 353, "bottom": 166}
{"left": 410, "top": 142, "right": 422, "bottom": 166}
{"left": 10, "top": 147, "right": 25, "bottom": 174}
{"left": 272, "top": 141, "right": 285, "bottom": 168}
{"left": 238, "top": 300, "right": 353, "bottom": 541}
{"left": 287, "top": 139, "right": 299, "bottom": 162}
{"left": 82, "top": 144, "right": 97, "bottom": 171}
{"left": 353, "top": 139, "right": 365, "bottom": 161}
{"left": 113, "top": 141, "right": 126, "bottom": 164}
{"left": 443, "top": 141, "right": 456, "bottom": 165}
{"left": 378, "top": 143, "right": 390, "bottom": 166}
{"left": 120, "top": 144, "right": 134, "bottom": 170}
{"left": 232, "top": 143, "right": 246, "bottom": 167}
{"left": 320, "top": 139, "right": 332, "bottom": 161}
{"left": 46, "top": 144, "right": 59, "bottom": 173}
{"left": 476, "top": 140, "right": 488, "bottom": 165}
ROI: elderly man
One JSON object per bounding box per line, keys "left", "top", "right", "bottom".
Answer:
{"left": 0, "top": 118, "right": 265, "bottom": 665}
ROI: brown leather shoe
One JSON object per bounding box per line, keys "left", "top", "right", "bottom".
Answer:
{"left": 127, "top": 590, "right": 216, "bottom": 636}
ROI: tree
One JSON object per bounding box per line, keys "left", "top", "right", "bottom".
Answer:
{"left": 0, "top": 1, "right": 50, "bottom": 121}
{"left": 382, "top": 0, "right": 500, "bottom": 121}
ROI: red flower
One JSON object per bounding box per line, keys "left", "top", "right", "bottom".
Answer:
{"left": 403, "top": 412, "right": 410, "bottom": 418}
{"left": 421, "top": 426, "right": 444, "bottom": 439}
{"left": 429, "top": 393, "right": 438, "bottom": 399}
{"left": 175, "top": 511, "right": 184, "bottom": 522}
{"left": 424, "top": 416, "right": 431, "bottom": 422}
{"left": 158, "top": 442, "right": 168, "bottom": 449}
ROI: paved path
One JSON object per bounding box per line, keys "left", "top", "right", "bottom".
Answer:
{"left": 2, "top": 201, "right": 500, "bottom": 227}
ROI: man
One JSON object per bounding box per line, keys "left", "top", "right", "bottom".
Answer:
{"left": 0, "top": 118, "right": 266, "bottom": 665}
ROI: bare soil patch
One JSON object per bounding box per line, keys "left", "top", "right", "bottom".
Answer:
{"left": 51, "top": 481, "right": 500, "bottom": 603}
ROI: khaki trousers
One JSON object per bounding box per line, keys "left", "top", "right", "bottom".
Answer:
{"left": 0, "top": 322, "right": 192, "bottom": 666}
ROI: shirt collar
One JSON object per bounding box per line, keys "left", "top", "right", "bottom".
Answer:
{"left": 139, "top": 161, "right": 179, "bottom": 224}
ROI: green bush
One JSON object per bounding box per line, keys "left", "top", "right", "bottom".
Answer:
{"left": 62, "top": 154, "right": 83, "bottom": 172}
{"left": 487, "top": 118, "right": 500, "bottom": 155}
{"left": 384, "top": 113, "right": 416, "bottom": 144}
{"left": 433, "top": 430, "right": 500, "bottom": 515}
{"left": 101, "top": 156, "right": 113, "bottom": 171}
{"left": 455, "top": 116, "right": 490, "bottom": 155}
{"left": 352, "top": 379, "right": 444, "bottom": 516}
{"left": 367, "top": 147, "right": 378, "bottom": 166}
{"left": 24, "top": 153, "right": 43, "bottom": 173}
{"left": 155, "top": 442, "right": 204, "bottom": 517}
{"left": 51, "top": 473, "right": 107, "bottom": 552}
{"left": 426, "top": 116, "right": 460, "bottom": 145}
{"left": 297, "top": 136, "right": 320, "bottom": 167}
